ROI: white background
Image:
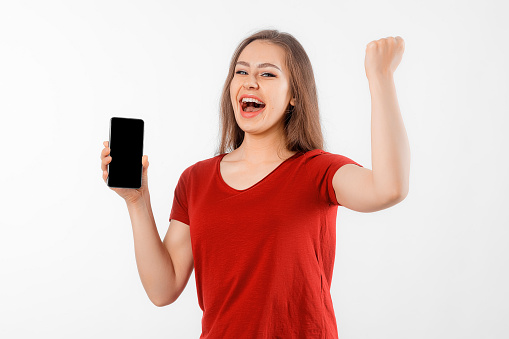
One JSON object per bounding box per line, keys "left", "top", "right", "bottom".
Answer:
{"left": 1, "top": 0, "right": 508, "bottom": 338}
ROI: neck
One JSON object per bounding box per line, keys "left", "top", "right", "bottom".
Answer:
{"left": 235, "top": 128, "right": 292, "bottom": 165}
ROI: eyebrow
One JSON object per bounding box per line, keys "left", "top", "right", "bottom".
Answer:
{"left": 236, "top": 61, "right": 281, "bottom": 72}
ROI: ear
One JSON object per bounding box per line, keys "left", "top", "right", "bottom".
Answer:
{"left": 290, "top": 97, "right": 295, "bottom": 106}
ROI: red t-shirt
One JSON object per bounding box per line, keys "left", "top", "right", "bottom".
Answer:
{"left": 169, "top": 149, "right": 363, "bottom": 338}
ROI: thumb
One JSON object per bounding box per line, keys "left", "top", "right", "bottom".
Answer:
{"left": 142, "top": 155, "right": 149, "bottom": 169}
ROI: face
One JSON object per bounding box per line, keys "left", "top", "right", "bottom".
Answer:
{"left": 230, "top": 40, "right": 295, "bottom": 135}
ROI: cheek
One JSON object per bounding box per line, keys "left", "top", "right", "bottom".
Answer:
{"left": 230, "top": 79, "right": 240, "bottom": 95}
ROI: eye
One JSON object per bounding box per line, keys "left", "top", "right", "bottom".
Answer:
{"left": 234, "top": 70, "right": 276, "bottom": 78}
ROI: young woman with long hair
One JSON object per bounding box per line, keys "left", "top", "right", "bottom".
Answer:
{"left": 100, "top": 29, "right": 409, "bottom": 338}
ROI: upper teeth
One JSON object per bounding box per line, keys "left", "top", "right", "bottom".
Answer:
{"left": 241, "top": 97, "right": 264, "bottom": 104}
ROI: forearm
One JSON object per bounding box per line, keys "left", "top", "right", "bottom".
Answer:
{"left": 143, "top": 191, "right": 157, "bottom": 232}
{"left": 126, "top": 198, "right": 176, "bottom": 306}
{"left": 369, "top": 73, "right": 410, "bottom": 199}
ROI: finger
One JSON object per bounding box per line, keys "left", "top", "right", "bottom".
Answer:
{"left": 144, "top": 156, "right": 150, "bottom": 172}
{"left": 103, "top": 171, "right": 108, "bottom": 183}
{"left": 101, "top": 146, "right": 111, "bottom": 159}
{"left": 102, "top": 156, "right": 112, "bottom": 171}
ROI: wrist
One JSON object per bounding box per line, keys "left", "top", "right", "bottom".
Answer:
{"left": 141, "top": 189, "right": 150, "bottom": 201}
{"left": 125, "top": 197, "right": 146, "bottom": 211}
{"left": 368, "top": 73, "right": 395, "bottom": 94}
{"left": 368, "top": 71, "right": 394, "bottom": 85}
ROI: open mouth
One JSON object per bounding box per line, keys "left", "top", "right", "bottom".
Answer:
{"left": 240, "top": 97, "right": 266, "bottom": 113}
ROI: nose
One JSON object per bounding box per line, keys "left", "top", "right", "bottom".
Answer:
{"left": 243, "top": 75, "right": 259, "bottom": 89}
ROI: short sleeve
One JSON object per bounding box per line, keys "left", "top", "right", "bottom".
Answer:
{"left": 169, "top": 166, "right": 191, "bottom": 225}
{"left": 307, "top": 149, "right": 363, "bottom": 206}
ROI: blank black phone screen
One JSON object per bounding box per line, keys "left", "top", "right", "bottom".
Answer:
{"left": 107, "top": 117, "right": 144, "bottom": 189}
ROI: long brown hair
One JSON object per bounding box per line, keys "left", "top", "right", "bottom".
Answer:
{"left": 215, "top": 29, "right": 325, "bottom": 156}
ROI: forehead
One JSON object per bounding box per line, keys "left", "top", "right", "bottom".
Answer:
{"left": 237, "top": 40, "right": 286, "bottom": 69}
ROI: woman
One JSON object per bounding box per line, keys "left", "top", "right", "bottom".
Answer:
{"left": 100, "top": 29, "right": 410, "bottom": 338}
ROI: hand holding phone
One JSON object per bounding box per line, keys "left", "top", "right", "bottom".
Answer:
{"left": 101, "top": 117, "right": 148, "bottom": 204}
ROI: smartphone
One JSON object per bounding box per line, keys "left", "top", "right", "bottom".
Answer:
{"left": 107, "top": 117, "right": 144, "bottom": 189}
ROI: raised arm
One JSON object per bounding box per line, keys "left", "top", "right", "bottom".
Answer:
{"left": 333, "top": 36, "right": 410, "bottom": 212}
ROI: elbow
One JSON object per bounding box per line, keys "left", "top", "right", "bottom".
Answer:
{"left": 390, "top": 186, "right": 409, "bottom": 204}
{"left": 153, "top": 300, "right": 167, "bottom": 307}
{"left": 374, "top": 176, "right": 409, "bottom": 207}
{"left": 151, "top": 294, "right": 176, "bottom": 307}
{"left": 152, "top": 298, "right": 166, "bottom": 307}
{"left": 398, "top": 183, "right": 409, "bottom": 200}
{"left": 153, "top": 299, "right": 172, "bottom": 307}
